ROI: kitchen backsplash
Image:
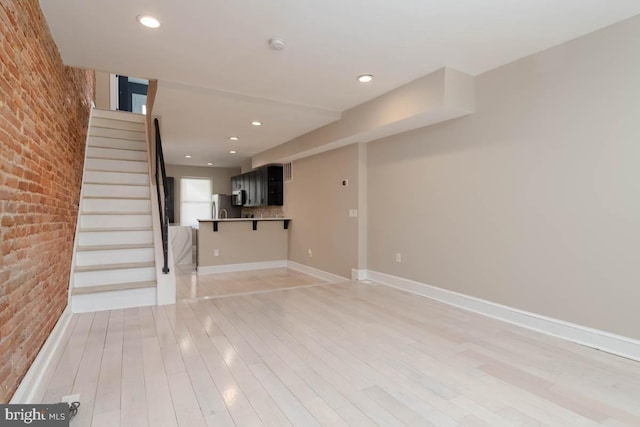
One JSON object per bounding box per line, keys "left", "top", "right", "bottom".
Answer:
{"left": 241, "top": 205, "right": 285, "bottom": 218}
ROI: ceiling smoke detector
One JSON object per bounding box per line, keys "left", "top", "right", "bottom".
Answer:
{"left": 269, "top": 38, "right": 286, "bottom": 50}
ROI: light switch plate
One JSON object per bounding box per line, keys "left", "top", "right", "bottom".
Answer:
{"left": 349, "top": 209, "right": 358, "bottom": 217}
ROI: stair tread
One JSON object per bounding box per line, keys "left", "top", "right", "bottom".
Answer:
{"left": 92, "top": 108, "right": 145, "bottom": 120}
{"left": 79, "top": 227, "right": 152, "bottom": 232}
{"left": 88, "top": 134, "right": 146, "bottom": 142}
{"left": 85, "top": 169, "right": 148, "bottom": 174}
{"left": 88, "top": 145, "right": 147, "bottom": 153}
{"left": 72, "top": 281, "right": 156, "bottom": 295}
{"left": 91, "top": 123, "right": 145, "bottom": 129}
{"left": 80, "top": 211, "right": 152, "bottom": 215}
{"left": 82, "top": 196, "right": 150, "bottom": 200}
{"left": 87, "top": 156, "right": 148, "bottom": 162}
{"left": 83, "top": 182, "right": 150, "bottom": 187}
{"left": 75, "top": 261, "right": 155, "bottom": 272}
{"left": 91, "top": 126, "right": 146, "bottom": 133}
{"left": 76, "top": 243, "right": 154, "bottom": 251}
{"left": 87, "top": 146, "right": 147, "bottom": 153}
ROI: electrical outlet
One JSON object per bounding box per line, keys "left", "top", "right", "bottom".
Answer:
{"left": 61, "top": 393, "right": 80, "bottom": 404}
{"left": 395, "top": 252, "right": 402, "bottom": 263}
{"left": 349, "top": 209, "right": 358, "bottom": 217}
{"left": 308, "top": 249, "right": 313, "bottom": 258}
{"left": 342, "top": 179, "right": 349, "bottom": 186}
{"left": 214, "top": 249, "right": 219, "bottom": 257}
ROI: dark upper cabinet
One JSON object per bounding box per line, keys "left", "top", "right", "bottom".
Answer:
{"left": 231, "top": 165, "right": 283, "bottom": 207}
{"left": 264, "top": 166, "right": 283, "bottom": 206}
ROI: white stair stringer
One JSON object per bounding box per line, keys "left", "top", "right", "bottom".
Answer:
{"left": 70, "top": 108, "right": 158, "bottom": 313}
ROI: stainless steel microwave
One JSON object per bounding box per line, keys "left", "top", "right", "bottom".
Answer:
{"left": 232, "top": 189, "right": 245, "bottom": 206}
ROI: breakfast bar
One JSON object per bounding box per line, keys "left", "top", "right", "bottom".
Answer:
{"left": 197, "top": 218, "right": 291, "bottom": 274}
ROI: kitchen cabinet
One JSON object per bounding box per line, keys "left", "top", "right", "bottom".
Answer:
{"left": 265, "top": 166, "right": 283, "bottom": 206}
{"left": 231, "top": 165, "right": 283, "bottom": 206}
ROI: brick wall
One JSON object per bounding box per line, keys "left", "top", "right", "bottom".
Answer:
{"left": 0, "top": 1, "right": 95, "bottom": 402}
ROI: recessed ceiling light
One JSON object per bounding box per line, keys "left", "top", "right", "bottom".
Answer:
{"left": 229, "top": 150, "right": 237, "bottom": 154}
{"left": 207, "top": 162, "right": 213, "bottom": 166}
{"left": 137, "top": 15, "right": 160, "bottom": 28}
{"left": 228, "top": 136, "right": 239, "bottom": 141}
{"left": 251, "top": 121, "right": 262, "bottom": 126}
{"left": 184, "top": 155, "right": 191, "bottom": 158}
{"left": 357, "top": 74, "right": 374, "bottom": 83}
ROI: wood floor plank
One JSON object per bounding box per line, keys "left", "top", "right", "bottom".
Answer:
{"left": 184, "top": 299, "right": 273, "bottom": 426}
{"left": 166, "top": 303, "right": 235, "bottom": 427}
{"left": 155, "top": 306, "right": 207, "bottom": 427}
{"left": 38, "top": 272, "right": 640, "bottom": 427}
{"left": 121, "top": 308, "right": 148, "bottom": 427}
{"left": 41, "top": 312, "right": 95, "bottom": 404}
{"left": 92, "top": 310, "right": 123, "bottom": 427}
{"left": 69, "top": 311, "right": 109, "bottom": 427}
{"left": 138, "top": 307, "right": 178, "bottom": 427}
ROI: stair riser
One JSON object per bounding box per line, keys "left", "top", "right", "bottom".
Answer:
{"left": 83, "top": 184, "right": 150, "bottom": 199}
{"left": 84, "top": 171, "right": 149, "bottom": 185}
{"left": 78, "top": 230, "right": 153, "bottom": 246}
{"left": 89, "top": 136, "right": 147, "bottom": 151}
{"left": 71, "top": 287, "right": 156, "bottom": 313}
{"left": 81, "top": 198, "right": 151, "bottom": 213}
{"left": 92, "top": 109, "right": 145, "bottom": 123}
{"left": 85, "top": 158, "right": 148, "bottom": 173}
{"left": 92, "top": 117, "right": 146, "bottom": 132}
{"left": 74, "top": 267, "right": 156, "bottom": 287}
{"left": 75, "top": 248, "right": 155, "bottom": 267}
{"left": 87, "top": 146, "right": 147, "bottom": 161}
{"left": 80, "top": 214, "right": 152, "bottom": 229}
{"left": 90, "top": 127, "right": 146, "bottom": 141}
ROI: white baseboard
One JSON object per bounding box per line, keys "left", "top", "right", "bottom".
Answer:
{"left": 351, "top": 268, "right": 368, "bottom": 280}
{"left": 10, "top": 306, "right": 74, "bottom": 404}
{"left": 365, "top": 270, "right": 640, "bottom": 361}
{"left": 198, "top": 260, "right": 287, "bottom": 275}
{"left": 288, "top": 261, "right": 348, "bottom": 283}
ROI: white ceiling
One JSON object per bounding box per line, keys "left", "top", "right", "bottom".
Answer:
{"left": 41, "top": 0, "right": 640, "bottom": 167}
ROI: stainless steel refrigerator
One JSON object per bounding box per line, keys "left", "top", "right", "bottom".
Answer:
{"left": 212, "top": 194, "right": 241, "bottom": 219}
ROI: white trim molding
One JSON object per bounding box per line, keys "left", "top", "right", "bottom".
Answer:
{"left": 287, "top": 261, "right": 348, "bottom": 283}
{"left": 109, "top": 73, "right": 118, "bottom": 110}
{"left": 366, "top": 270, "right": 640, "bottom": 362}
{"left": 197, "top": 260, "right": 349, "bottom": 283}
{"left": 197, "top": 260, "right": 287, "bottom": 275}
{"left": 351, "top": 268, "right": 368, "bottom": 281}
{"left": 10, "top": 307, "right": 74, "bottom": 404}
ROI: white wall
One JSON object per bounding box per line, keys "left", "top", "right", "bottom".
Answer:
{"left": 94, "top": 71, "right": 110, "bottom": 109}
{"left": 284, "top": 144, "right": 362, "bottom": 278}
{"left": 367, "top": 15, "right": 640, "bottom": 339}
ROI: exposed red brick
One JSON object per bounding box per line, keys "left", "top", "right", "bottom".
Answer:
{"left": 0, "top": 0, "right": 95, "bottom": 403}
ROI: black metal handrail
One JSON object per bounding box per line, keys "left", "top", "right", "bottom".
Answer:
{"left": 154, "top": 118, "right": 170, "bottom": 274}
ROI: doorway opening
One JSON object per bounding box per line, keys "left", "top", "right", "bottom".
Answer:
{"left": 117, "top": 76, "right": 148, "bottom": 114}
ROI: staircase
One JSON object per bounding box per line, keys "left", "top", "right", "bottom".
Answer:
{"left": 71, "top": 109, "right": 157, "bottom": 313}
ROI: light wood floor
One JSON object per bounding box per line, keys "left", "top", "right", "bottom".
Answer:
{"left": 175, "top": 266, "right": 326, "bottom": 300}
{"left": 40, "top": 279, "right": 640, "bottom": 426}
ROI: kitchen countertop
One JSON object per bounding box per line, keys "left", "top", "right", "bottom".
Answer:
{"left": 198, "top": 218, "right": 290, "bottom": 222}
